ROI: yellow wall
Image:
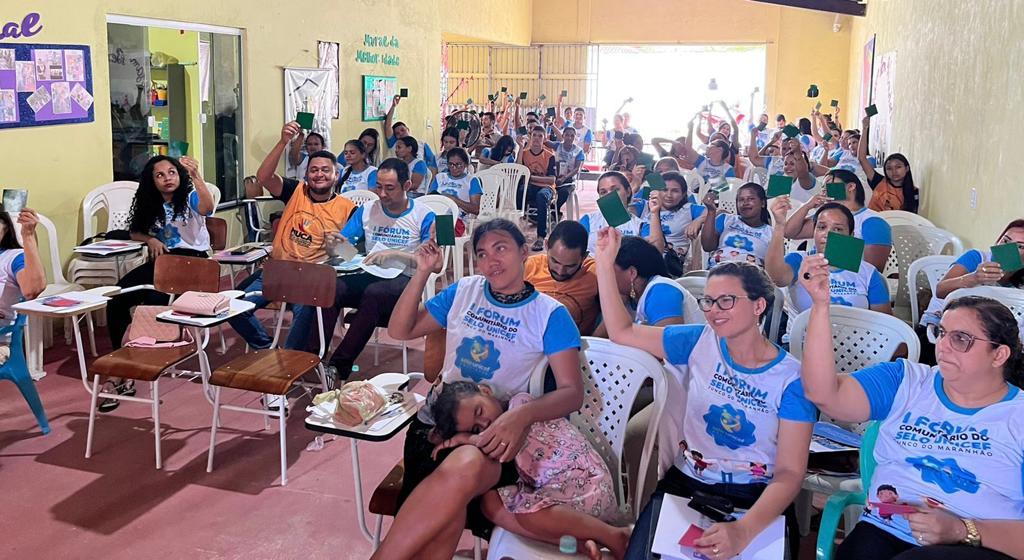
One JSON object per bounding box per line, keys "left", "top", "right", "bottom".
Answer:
{"left": 845, "top": 0, "right": 1024, "bottom": 249}
{"left": 0, "top": 0, "right": 530, "bottom": 278}
{"left": 532, "top": 0, "right": 854, "bottom": 120}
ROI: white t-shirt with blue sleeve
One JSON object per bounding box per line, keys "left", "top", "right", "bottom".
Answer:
{"left": 853, "top": 207, "right": 892, "bottom": 248}
{"left": 481, "top": 147, "right": 515, "bottom": 165}
{"left": 580, "top": 210, "right": 649, "bottom": 253}
{"left": 428, "top": 172, "right": 483, "bottom": 218}
{"left": 763, "top": 156, "right": 786, "bottom": 177}
{"left": 708, "top": 214, "right": 773, "bottom": 268}
{"left": 0, "top": 248, "right": 26, "bottom": 330}
{"left": 151, "top": 189, "right": 212, "bottom": 252}
{"left": 852, "top": 360, "right": 1024, "bottom": 544}
{"left": 407, "top": 158, "right": 431, "bottom": 194}
{"left": 341, "top": 198, "right": 434, "bottom": 275}
{"left": 339, "top": 165, "right": 378, "bottom": 193}
{"left": 662, "top": 325, "right": 816, "bottom": 485}
{"left": 552, "top": 141, "right": 585, "bottom": 179}
{"left": 784, "top": 252, "right": 889, "bottom": 312}
{"left": 693, "top": 155, "right": 736, "bottom": 183}
{"left": 572, "top": 125, "right": 594, "bottom": 149}
{"left": 635, "top": 275, "right": 687, "bottom": 325}
{"left": 919, "top": 250, "right": 990, "bottom": 327}
{"left": 387, "top": 136, "right": 436, "bottom": 169}
{"left": 419, "top": 276, "right": 581, "bottom": 422}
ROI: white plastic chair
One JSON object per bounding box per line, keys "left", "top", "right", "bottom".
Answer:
{"left": 907, "top": 255, "right": 956, "bottom": 326}
{"left": 13, "top": 211, "right": 96, "bottom": 378}
{"left": 474, "top": 170, "right": 503, "bottom": 222}
{"left": 919, "top": 225, "right": 964, "bottom": 256}
{"left": 683, "top": 169, "right": 706, "bottom": 201}
{"left": 788, "top": 305, "right": 919, "bottom": 535}
{"left": 743, "top": 165, "right": 769, "bottom": 187}
{"left": 492, "top": 163, "right": 531, "bottom": 221}
{"left": 888, "top": 225, "right": 953, "bottom": 319}
{"left": 69, "top": 181, "right": 145, "bottom": 286}
{"left": 677, "top": 276, "right": 706, "bottom": 300}
{"left": 488, "top": 337, "right": 669, "bottom": 559}
{"left": 947, "top": 286, "right": 1024, "bottom": 326}
{"left": 878, "top": 210, "right": 934, "bottom": 228}
{"left": 341, "top": 189, "right": 379, "bottom": 207}
{"left": 714, "top": 185, "right": 739, "bottom": 215}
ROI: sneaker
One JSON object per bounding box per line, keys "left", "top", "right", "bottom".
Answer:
{"left": 261, "top": 394, "right": 289, "bottom": 417}
{"left": 530, "top": 238, "right": 545, "bottom": 252}
{"left": 97, "top": 380, "right": 136, "bottom": 413}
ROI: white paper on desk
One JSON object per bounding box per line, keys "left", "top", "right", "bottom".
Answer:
{"left": 652, "top": 494, "right": 785, "bottom": 560}
{"left": 358, "top": 243, "right": 405, "bottom": 279}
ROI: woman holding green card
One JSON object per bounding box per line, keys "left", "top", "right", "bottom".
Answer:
{"left": 766, "top": 198, "right": 891, "bottom": 314}
{"left": 701, "top": 182, "right": 773, "bottom": 269}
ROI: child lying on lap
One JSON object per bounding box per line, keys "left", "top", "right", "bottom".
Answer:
{"left": 430, "top": 381, "right": 631, "bottom": 560}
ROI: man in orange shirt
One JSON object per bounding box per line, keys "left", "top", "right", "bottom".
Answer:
{"left": 229, "top": 121, "right": 355, "bottom": 353}
{"left": 518, "top": 125, "right": 558, "bottom": 252}
{"left": 524, "top": 220, "right": 599, "bottom": 335}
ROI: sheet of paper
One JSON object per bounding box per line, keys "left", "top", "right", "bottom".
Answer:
{"left": 16, "top": 61, "right": 36, "bottom": 92}
{"left": 652, "top": 494, "right": 785, "bottom": 560}
{"left": 358, "top": 242, "right": 405, "bottom": 279}
{"left": 71, "top": 83, "right": 94, "bottom": 111}
{"left": 27, "top": 85, "right": 51, "bottom": 113}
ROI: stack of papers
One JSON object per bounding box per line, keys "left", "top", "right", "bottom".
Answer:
{"left": 652, "top": 494, "right": 784, "bottom": 559}
{"left": 810, "top": 422, "right": 862, "bottom": 453}
{"left": 74, "top": 240, "right": 144, "bottom": 255}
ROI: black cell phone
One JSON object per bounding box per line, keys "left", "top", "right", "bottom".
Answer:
{"left": 399, "top": 88, "right": 408, "bottom": 98}
{"left": 516, "top": 126, "right": 528, "bottom": 135}
{"left": 687, "top": 491, "right": 736, "bottom": 523}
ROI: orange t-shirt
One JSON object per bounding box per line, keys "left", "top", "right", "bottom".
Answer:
{"left": 272, "top": 182, "right": 355, "bottom": 262}
{"left": 520, "top": 147, "right": 558, "bottom": 189}
{"left": 524, "top": 254, "right": 599, "bottom": 335}
{"left": 867, "top": 178, "right": 905, "bottom": 212}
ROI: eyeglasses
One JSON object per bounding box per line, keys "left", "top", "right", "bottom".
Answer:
{"left": 927, "top": 325, "right": 999, "bottom": 353}
{"left": 696, "top": 294, "right": 750, "bottom": 312}
{"left": 448, "top": 161, "right": 467, "bottom": 168}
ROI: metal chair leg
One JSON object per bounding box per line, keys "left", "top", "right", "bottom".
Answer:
{"left": 207, "top": 387, "right": 221, "bottom": 472}
{"left": 85, "top": 313, "right": 98, "bottom": 357}
{"left": 152, "top": 379, "right": 162, "bottom": 470}
{"left": 85, "top": 375, "right": 100, "bottom": 458}
{"left": 279, "top": 402, "right": 288, "bottom": 486}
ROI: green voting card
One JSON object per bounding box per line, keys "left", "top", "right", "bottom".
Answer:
{"left": 400, "top": 88, "right": 409, "bottom": 98}
{"left": 823, "top": 132, "right": 834, "bottom": 142}
{"left": 488, "top": 94, "right": 495, "bottom": 102}
{"left": 296, "top": 112, "right": 315, "bottom": 130}
{"left": 597, "top": 191, "right": 631, "bottom": 228}
{"left": 826, "top": 182, "right": 847, "bottom": 200}
{"left": 766, "top": 175, "right": 794, "bottom": 198}
{"left": 465, "top": 98, "right": 474, "bottom": 105}
{"left": 546, "top": 106, "right": 556, "bottom": 118}
{"left": 783, "top": 124, "right": 800, "bottom": 138}
{"left": 815, "top": 101, "right": 822, "bottom": 111}
{"left": 824, "top": 231, "right": 864, "bottom": 273}
{"left": 865, "top": 104, "right": 878, "bottom": 117}
{"left": 500, "top": 86, "right": 508, "bottom": 92}
{"left": 640, "top": 187, "right": 651, "bottom": 201}
{"left": 519, "top": 91, "right": 528, "bottom": 100}
{"left": 646, "top": 172, "right": 667, "bottom": 190}
{"left": 830, "top": 99, "right": 839, "bottom": 107}
{"left": 539, "top": 94, "right": 547, "bottom": 101}
{"left": 435, "top": 214, "right": 456, "bottom": 246}
{"left": 561, "top": 89, "right": 568, "bottom": 97}
{"left": 990, "top": 242, "right": 1024, "bottom": 273}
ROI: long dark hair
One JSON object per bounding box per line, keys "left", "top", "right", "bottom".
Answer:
{"left": 829, "top": 169, "right": 866, "bottom": 206}
{"left": 338, "top": 140, "right": 368, "bottom": 188}
{"left": 996, "top": 219, "right": 1024, "bottom": 288}
{"left": 615, "top": 236, "right": 667, "bottom": 280}
{"left": 662, "top": 171, "right": 689, "bottom": 212}
{"left": 359, "top": 128, "right": 380, "bottom": 165}
{"left": 883, "top": 153, "right": 918, "bottom": 213}
{"left": 738, "top": 182, "right": 771, "bottom": 226}
{"left": 491, "top": 135, "right": 517, "bottom": 162}
{"left": 0, "top": 212, "right": 21, "bottom": 250}
{"left": 396, "top": 136, "right": 419, "bottom": 159}
{"left": 944, "top": 296, "right": 1023, "bottom": 388}
{"left": 128, "top": 155, "right": 193, "bottom": 235}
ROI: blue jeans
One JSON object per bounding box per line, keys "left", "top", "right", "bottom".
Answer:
{"left": 525, "top": 185, "right": 553, "bottom": 238}
{"left": 227, "top": 270, "right": 315, "bottom": 350}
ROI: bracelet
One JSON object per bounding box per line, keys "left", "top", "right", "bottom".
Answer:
{"left": 961, "top": 518, "right": 982, "bottom": 547}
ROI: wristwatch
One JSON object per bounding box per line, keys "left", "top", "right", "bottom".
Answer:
{"left": 961, "top": 518, "right": 982, "bottom": 547}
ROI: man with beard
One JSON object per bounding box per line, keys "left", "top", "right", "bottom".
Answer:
{"left": 228, "top": 120, "right": 355, "bottom": 357}
{"left": 524, "top": 220, "right": 599, "bottom": 335}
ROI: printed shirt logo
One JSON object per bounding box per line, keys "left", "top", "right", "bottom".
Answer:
{"left": 906, "top": 455, "right": 981, "bottom": 494}
{"left": 723, "top": 234, "right": 754, "bottom": 252}
{"left": 703, "top": 403, "right": 756, "bottom": 450}
{"left": 454, "top": 336, "right": 501, "bottom": 381}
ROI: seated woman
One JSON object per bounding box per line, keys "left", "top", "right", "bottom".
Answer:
{"left": 680, "top": 139, "right": 736, "bottom": 186}
{"left": 319, "top": 158, "right": 435, "bottom": 383}
{"left": 645, "top": 172, "right": 706, "bottom": 275}
{"left": 579, "top": 171, "right": 648, "bottom": 253}
{"left": 431, "top": 381, "right": 627, "bottom": 559}
{"left": 428, "top": 147, "right": 482, "bottom": 223}
{"left": 782, "top": 150, "right": 819, "bottom": 204}
{"left": 701, "top": 182, "right": 773, "bottom": 269}
{"left": 796, "top": 257, "right": 1024, "bottom": 560}
{"left": 394, "top": 135, "right": 430, "bottom": 196}
{"left": 860, "top": 117, "right": 919, "bottom": 213}
{"left": 0, "top": 210, "right": 46, "bottom": 363}
{"left": 103, "top": 155, "right": 214, "bottom": 411}
{"left": 372, "top": 219, "right": 583, "bottom": 560}
{"left": 766, "top": 198, "right": 891, "bottom": 314}
{"left": 595, "top": 228, "right": 815, "bottom": 560}
{"left": 336, "top": 139, "right": 378, "bottom": 193}
{"left": 359, "top": 127, "right": 381, "bottom": 166}
{"left": 630, "top": 157, "right": 684, "bottom": 216}
{"left": 436, "top": 127, "right": 459, "bottom": 175}
{"left": 784, "top": 169, "right": 892, "bottom": 273}
{"left": 607, "top": 235, "right": 690, "bottom": 328}
{"left": 478, "top": 134, "right": 517, "bottom": 170}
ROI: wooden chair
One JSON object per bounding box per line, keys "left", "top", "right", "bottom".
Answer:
{"left": 86, "top": 255, "right": 221, "bottom": 469}
{"left": 205, "top": 260, "right": 336, "bottom": 485}
{"left": 205, "top": 216, "right": 232, "bottom": 353}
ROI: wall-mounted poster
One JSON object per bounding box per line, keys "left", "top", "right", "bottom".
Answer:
{"left": 0, "top": 42, "right": 94, "bottom": 129}
{"left": 860, "top": 34, "right": 875, "bottom": 113}
{"left": 870, "top": 51, "right": 896, "bottom": 159}
{"left": 284, "top": 66, "right": 334, "bottom": 147}
{"left": 362, "top": 75, "right": 397, "bottom": 121}
{"left": 317, "top": 41, "right": 340, "bottom": 119}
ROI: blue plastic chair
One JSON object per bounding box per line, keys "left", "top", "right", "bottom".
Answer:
{"left": 0, "top": 314, "right": 50, "bottom": 434}
{"left": 815, "top": 422, "right": 879, "bottom": 560}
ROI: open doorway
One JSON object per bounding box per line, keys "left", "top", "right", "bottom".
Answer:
{"left": 595, "top": 45, "right": 766, "bottom": 145}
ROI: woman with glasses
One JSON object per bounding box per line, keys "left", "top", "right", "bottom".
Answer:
{"left": 427, "top": 147, "right": 481, "bottom": 226}
{"left": 796, "top": 255, "right": 1024, "bottom": 560}
{"left": 595, "top": 227, "right": 815, "bottom": 560}
{"left": 765, "top": 198, "right": 891, "bottom": 315}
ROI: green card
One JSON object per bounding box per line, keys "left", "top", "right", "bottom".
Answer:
{"left": 711, "top": 182, "right": 731, "bottom": 194}
{"left": 435, "top": 214, "right": 456, "bottom": 246}
{"left": 546, "top": 106, "right": 556, "bottom": 118}
{"left": 783, "top": 124, "right": 800, "bottom": 138}
{"left": 519, "top": 92, "right": 528, "bottom": 100}
{"left": 516, "top": 126, "right": 528, "bottom": 135}
{"left": 640, "top": 187, "right": 651, "bottom": 201}
{"left": 865, "top": 104, "right": 878, "bottom": 117}
{"left": 815, "top": 101, "right": 822, "bottom": 111}
{"left": 400, "top": 88, "right": 409, "bottom": 98}
{"left": 597, "top": 191, "right": 631, "bottom": 228}
{"left": 500, "top": 86, "right": 507, "bottom": 93}
{"left": 296, "top": 112, "right": 315, "bottom": 130}
{"left": 487, "top": 94, "right": 495, "bottom": 101}
{"left": 561, "top": 89, "right": 568, "bottom": 97}
{"left": 766, "top": 175, "right": 794, "bottom": 198}
{"left": 466, "top": 98, "right": 474, "bottom": 105}
{"left": 823, "top": 132, "right": 833, "bottom": 142}
{"left": 538, "top": 94, "right": 547, "bottom": 101}
{"left": 990, "top": 243, "right": 1024, "bottom": 273}
{"left": 646, "top": 173, "right": 667, "bottom": 190}
{"left": 826, "top": 182, "right": 847, "bottom": 200}
{"left": 830, "top": 99, "right": 839, "bottom": 107}
{"left": 824, "top": 231, "right": 865, "bottom": 273}
{"left": 169, "top": 140, "right": 189, "bottom": 158}
{"left": 456, "top": 120, "right": 470, "bottom": 130}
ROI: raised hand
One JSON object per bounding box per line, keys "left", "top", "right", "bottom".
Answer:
{"left": 769, "top": 195, "right": 792, "bottom": 223}
{"left": 798, "top": 253, "right": 831, "bottom": 304}
{"left": 281, "top": 121, "right": 301, "bottom": 144}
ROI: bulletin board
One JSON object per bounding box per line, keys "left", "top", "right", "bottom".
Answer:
{"left": 0, "top": 42, "right": 95, "bottom": 129}
{"left": 362, "top": 75, "right": 396, "bottom": 121}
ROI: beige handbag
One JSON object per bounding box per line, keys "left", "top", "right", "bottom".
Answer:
{"left": 124, "top": 306, "right": 190, "bottom": 348}
{"left": 171, "top": 291, "right": 229, "bottom": 316}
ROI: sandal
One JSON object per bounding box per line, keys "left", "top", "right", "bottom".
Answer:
{"left": 97, "top": 380, "right": 136, "bottom": 413}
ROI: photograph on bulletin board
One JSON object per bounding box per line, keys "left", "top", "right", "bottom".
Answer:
{"left": 0, "top": 42, "right": 95, "bottom": 129}
{"left": 362, "top": 75, "right": 397, "bottom": 121}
